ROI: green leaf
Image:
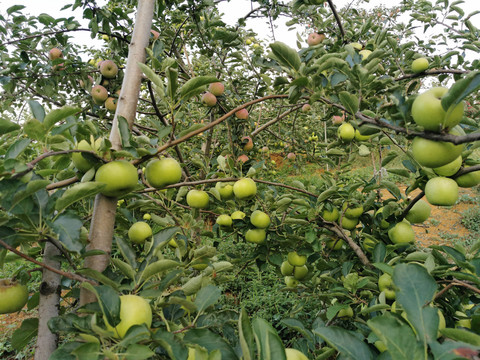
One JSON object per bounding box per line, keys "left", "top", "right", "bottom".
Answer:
{"left": 152, "top": 329, "right": 188, "bottom": 359}
{"left": 115, "top": 236, "right": 137, "bottom": 269}
{"left": 72, "top": 342, "right": 100, "bottom": 360}
{"left": 313, "top": 326, "right": 373, "bottom": 360}
{"left": 124, "top": 344, "right": 155, "bottom": 360}
{"left": 194, "top": 285, "right": 221, "bottom": 314}
{"left": 146, "top": 227, "right": 180, "bottom": 260}
{"left": 11, "top": 318, "right": 38, "bottom": 350}
{"left": 430, "top": 339, "right": 480, "bottom": 360}
{"left": 167, "top": 67, "right": 178, "bottom": 101}
{"left": 11, "top": 179, "right": 50, "bottom": 210}
{"left": 239, "top": 309, "right": 255, "bottom": 360}
{"left": 43, "top": 106, "right": 80, "bottom": 131}
{"left": 178, "top": 123, "right": 205, "bottom": 138}
{"left": 252, "top": 318, "right": 286, "bottom": 360}
{"left": 269, "top": 42, "right": 301, "bottom": 71}
{"left": 137, "top": 62, "right": 164, "bottom": 88}
{"left": 179, "top": 76, "right": 219, "bottom": 101}
{"left": 52, "top": 213, "right": 83, "bottom": 253}
{"left": 28, "top": 100, "right": 45, "bottom": 122}
{"left": 339, "top": 91, "right": 359, "bottom": 116}
{"left": 0, "top": 118, "right": 20, "bottom": 135}
{"left": 55, "top": 182, "right": 106, "bottom": 213}
{"left": 367, "top": 313, "right": 424, "bottom": 360}
{"left": 6, "top": 138, "right": 31, "bottom": 159}
{"left": 441, "top": 71, "right": 480, "bottom": 110}
{"left": 393, "top": 263, "right": 438, "bottom": 343}
{"left": 380, "top": 180, "right": 402, "bottom": 200}
{"left": 23, "top": 118, "right": 46, "bottom": 141}
{"left": 137, "top": 259, "right": 180, "bottom": 283}
{"left": 184, "top": 329, "right": 239, "bottom": 360}
{"left": 78, "top": 269, "right": 120, "bottom": 290}
{"left": 111, "top": 258, "right": 136, "bottom": 279}
{"left": 94, "top": 285, "right": 121, "bottom": 328}
{"left": 440, "top": 328, "right": 480, "bottom": 346}
{"left": 118, "top": 116, "right": 131, "bottom": 147}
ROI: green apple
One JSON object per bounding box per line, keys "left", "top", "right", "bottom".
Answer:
{"left": 341, "top": 216, "right": 359, "bottom": 230}
{"left": 322, "top": 206, "right": 339, "bottom": 222}
{"left": 425, "top": 177, "right": 458, "bottom": 206}
{"left": 216, "top": 214, "right": 233, "bottom": 228}
{"left": 143, "top": 213, "right": 151, "bottom": 220}
{"left": 405, "top": 199, "right": 431, "bottom": 223}
{"left": 245, "top": 228, "right": 266, "bottom": 244}
{"left": 186, "top": 190, "right": 209, "bottom": 209}
{"left": 233, "top": 178, "right": 257, "bottom": 200}
{"left": 201, "top": 92, "right": 217, "bottom": 107}
{"left": 0, "top": 279, "right": 28, "bottom": 314}
{"left": 326, "top": 238, "right": 344, "bottom": 250}
{"left": 231, "top": 210, "right": 246, "bottom": 220}
{"left": 378, "top": 273, "right": 396, "bottom": 300}
{"left": 99, "top": 60, "right": 118, "bottom": 79}
{"left": 281, "top": 261, "right": 294, "bottom": 276}
{"left": 359, "top": 49, "right": 372, "bottom": 60}
{"left": 455, "top": 168, "right": 480, "bottom": 188}
{"left": 411, "top": 87, "right": 464, "bottom": 131}
{"left": 215, "top": 182, "right": 234, "bottom": 200}
{"left": 411, "top": 57, "right": 429, "bottom": 73}
{"left": 208, "top": 82, "right": 224, "bottom": 96}
{"left": 338, "top": 123, "right": 355, "bottom": 142}
{"left": 411, "top": 135, "right": 464, "bottom": 168}
{"left": 72, "top": 139, "right": 96, "bottom": 173}
{"left": 128, "top": 221, "right": 152, "bottom": 244}
{"left": 293, "top": 265, "right": 308, "bottom": 280}
{"left": 145, "top": 158, "right": 182, "bottom": 189}
{"left": 388, "top": 221, "right": 415, "bottom": 244}
{"left": 235, "top": 108, "right": 249, "bottom": 120}
{"left": 342, "top": 202, "right": 363, "bottom": 218}
{"left": 337, "top": 306, "right": 354, "bottom": 318}
{"left": 433, "top": 156, "right": 462, "bottom": 176}
{"left": 95, "top": 160, "right": 138, "bottom": 197}
{"left": 91, "top": 85, "right": 108, "bottom": 105}
{"left": 285, "top": 348, "right": 308, "bottom": 360}
{"left": 287, "top": 251, "right": 307, "bottom": 267}
{"left": 362, "top": 237, "right": 378, "bottom": 253}
{"left": 284, "top": 276, "right": 299, "bottom": 288}
{"left": 250, "top": 210, "right": 270, "bottom": 228}
{"left": 104, "top": 295, "right": 152, "bottom": 338}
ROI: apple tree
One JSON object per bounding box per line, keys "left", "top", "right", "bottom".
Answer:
{"left": 0, "top": 0, "right": 480, "bottom": 359}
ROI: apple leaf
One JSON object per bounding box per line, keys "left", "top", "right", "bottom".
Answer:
{"left": 115, "top": 235, "right": 137, "bottom": 269}
{"left": 78, "top": 269, "right": 120, "bottom": 290}
{"left": 6, "top": 138, "right": 31, "bottom": 160}
{"left": 28, "top": 99, "right": 45, "bottom": 122}
{"left": 118, "top": 116, "right": 131, "bottom": 147}
{"left": 72, "top": 342, "right": 100, "bottom": 359}
{"left": 55, "top": 182, "right": 106, "bottom": 213}
{"left": 137, "top": 259, "right": 180, "bottom": 283}
{"left": 95, "top": 285, "right": 121, "bottom": 328}
{"left": 0, "top": 117, "right": 20, "bottom": 135}
{"left": 430, "top": 340, "right": 480, "bottom": 360}
{"left": 43, "top": 106, "right": 80, "bottom": 131}
{"left": 367, "top": 313, "right": 424, "bottom": 360}
{"left": 252, "top": 318, "right": 287, "bottom": 360}
{"left": 179, "top": 76, "right": 219, "bottom": 101}
{"left": 152, "top": 329, "right": 189, "bottom": 360}
{"left": 194, "top": 285, "right": 221, "bottom": 314}
{"left": 11, "top": 179, "right": 50, "bottom": 210}
{"left": 11, "top": 318, "right": 38, "bottom": 351}
{"left": 339, "top": 91, "right": 359, "bottom": 116}
{"left": 52, "top": 212, "right": 83, "bottom": 253}
{"left": 239, "top": 309, "right": 255, "bottom": 360}
{"left": 393, "top": 263, "right": 438, "bottom": 343}
{"left": 313, "top": 326, "right": 374, "bottom": 360}
{"left": 440, "top": 328, "right": 480, "bottom": 346}
{"left": 122, "top": 344, "right": 155, "bottom": 360}
{"left": 269, "top": 41, "right": 301, "bottom": 71}
{"left": 137, "top": 62, "right": 164, "bottom": 88}
{"left": 441, "top": 71, "right": 480, "bottom": 110}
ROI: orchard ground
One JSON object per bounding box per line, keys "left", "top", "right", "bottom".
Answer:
{"left": 1, "top": 153, "right": 479, "bottom": 358}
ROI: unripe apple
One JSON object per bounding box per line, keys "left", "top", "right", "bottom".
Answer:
{"left": 307, "top": 32, "right": 325, "bottom": 46}
{"left": 388, "top": 221, "right": 415, "bottom": 244}
{"left": 0, "top": 279, "right": 28, "bottom": 314}
{"left": 72, "top": 139, "right": 96, "bottom": 173}
{"left": 322, "top": 207, "right": 339, "bottom": 222}
{"left": 425, "top": 177, "right": 458, "bottom": 206}
{"left": 338, "top": 123, "right": 355, "bottom": 142}
{"left": 104, "top": 295, "right": 152, "bottom": 338}
{"left": 287, "top": 251, "right": 306, "bottom": 267}
{"left": 208, "top": 82, "right": 225, "bottom": 96}
{"left": 128, "top": 221, "right": 152, "bottom": 244}
{"left": 411, "top": 134, "right": 464, "bottom": 168}
{"left": 433, "top": 156, "right": 462, "bottom": 177}
{"left": 411, "top": 87, "right": 464, "bottom": 131}
{"left": 49, "top": 48, "right": 63, "bottom": 60}
{"left": 250, "top": 210, "right": 270, "bottom": 228}
{"left": 405, "top": 199, "right": 431, "bottom": 223}
{"left": 378, "top": 273, "right": 396, "bottom": 300}
{"left": 293, "top": 265, "right": 308, "bottom": 280}
{"left": 231, "top": 210, "right": 246, "bottom": 220}
{"left": 359, "top": 49, "right": 372, "bottom": 60}
{"left": 99, "top": 60, "right": 118, "bottom": 79}
{"left": 105, "top": 97, "right": 117, "bottom": 112}
{"left": 95, "top": 161, "right": 138, "bottom": 197}
{"left": 326, "top": 238, "right": 344, "bottom": 250}
{"left": 145, "top": 158, "right": 182, "bottom": 189}
{"left": 341, "top": 216, "right": 359, "bottom": 230}
{"left": 91, "top": 85, "right": 108, "bottom": 105}
{"left": 455, "top": 167, "right": 480, "bottom": 188}
{"left": 233, "top": 178, "right": 257, "bottom": 200}
{"left": 186, "top": 190, "right": 209, "bottom": 209}
{"left": 337, "top": 305, "right": 354, "bottom": 318}
{"left": 235, "top": 108, "right": 249, "bottom": 120}
{"left": 342, "top": 202, "right": 363, "bottom": 218}
{"left": 201, "top": 92, "right": 217, "bottom": 107}
{"left": 216, "top": 214, "right": 233, "bottom": 228}
{"left": 280, "top": 261, "right": 294, "bottom": 276}
{"left": 285, "top": 348, "right": 308, "bottom": 360}
{"left": 349, "top": 42, "right": 363, "bottom": 50}
{"left": 245, "top": 228, "right": 266, "bottom": 244}
{"left": 411, "top": 57, "right": 429, "bottom": 73}
{"left": 215, "top": 182, "right": 234, "bottom": 200}
{"left": 284, "top": 276, "right": 299, "bottom": 288}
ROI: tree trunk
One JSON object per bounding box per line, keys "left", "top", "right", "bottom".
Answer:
{"left": 34, "top": 242, "right": 61, "bottom": 360}
{"left": 79, "top": 0, "right": 155, "bottom": 305}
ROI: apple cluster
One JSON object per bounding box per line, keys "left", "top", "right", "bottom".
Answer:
{"left": 90, "top": 60, "right": 120, "bottom": 112}
{"left": 281, "top": 251, "right": 309, "bottom": 288}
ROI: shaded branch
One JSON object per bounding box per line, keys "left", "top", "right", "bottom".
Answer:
{"left": 326, "top": 0, "right": 346, "bottom": 40}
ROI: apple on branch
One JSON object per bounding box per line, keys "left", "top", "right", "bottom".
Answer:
{"left": 307, "top": 32, "right": 325, "bottom": 46}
